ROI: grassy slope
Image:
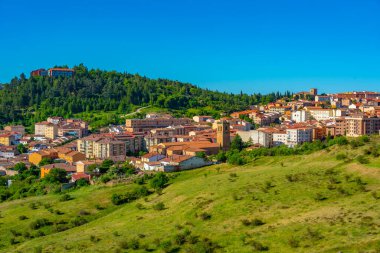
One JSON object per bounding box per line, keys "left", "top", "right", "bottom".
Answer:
{"left": 1, "top": 142, "right": 380, "bottom": 252}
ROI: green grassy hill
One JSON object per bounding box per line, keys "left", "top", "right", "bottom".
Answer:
{"left": 1, "top": 142, "right": 380, "bottom": 253}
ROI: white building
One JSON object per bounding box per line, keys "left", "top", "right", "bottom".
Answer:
{"left": 237, "top": 129, "right": 273, "bottom": 147}
{"left": 307, "top": 109, "right": 343, "bottom": 121}
{"left": 291, "top": 110, "right": 309, "bottom": 123}
{"left": 272, "top": 131, "right": 287, "bottom": 146}
{"left": 286, "top": 128, "right": 313, "bottom": 147}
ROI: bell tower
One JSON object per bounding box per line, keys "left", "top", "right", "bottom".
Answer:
{"left": 217, "top": 120, "right": 230, "bottom": 151}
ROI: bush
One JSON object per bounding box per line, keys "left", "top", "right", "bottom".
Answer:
{"left": 356, "top": 155, "right": 369, "bottom": 164}
{"left": 111, "top": 186, "right": 150, "bottom": 205}
{"left": 59, "top": 193, "right": 73, "bottom": 202}
{"left": 314, "top": 192, "right": 328, "bottom": 201}
{"left": 153, "top": 202, "right": 165, "bottom": 210}
{"left": 199, "top": 212, "right": 211, "bottom": 220}
{"left": 251, "top": 240, "right": 269, "bottom": 251}
{"left": 150, "top": 172, "right": 169, "bottom": 190}
{"left": 70, "top": 216, "right": 87, "bottom": 227}
{"left": 336, "top": 153, "right": 347, "bottom": 160}
{"left": 30, "top": 218, "right": 52, "bottom": 230}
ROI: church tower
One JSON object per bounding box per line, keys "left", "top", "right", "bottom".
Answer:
{"left": 217, "top": 120, "right": 230, "bottom": 151}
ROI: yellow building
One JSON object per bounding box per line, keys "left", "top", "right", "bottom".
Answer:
{"left": 44, "top": 124, "right": 58, "bottom": 139}
{"left": 0, "top": 134, "right": 15, "bottom": 146}
{"left": 28, "top": 150, "right": 58, "bottom": 165}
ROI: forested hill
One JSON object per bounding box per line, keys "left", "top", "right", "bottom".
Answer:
{"left": 0, "top": 64, "right": 289, "bottom": 128}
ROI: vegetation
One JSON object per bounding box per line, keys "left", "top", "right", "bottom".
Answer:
{"left": 0, "top": 137, "right": 380, "bottom": 252}
{"left": 0, "top": 64, "right": 290, "bottom": 131}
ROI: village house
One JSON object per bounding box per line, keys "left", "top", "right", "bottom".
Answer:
{"left": 40, "top": 163, "right": 77, "bottom": 178}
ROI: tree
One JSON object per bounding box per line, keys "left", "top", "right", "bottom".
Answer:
{"left": 13, "top": 163, "right": 27, "bottom": 173}
{"left": 39, "top": 158, "right": 54, "bottom": 166}
{"left": 216, "top": 151, "right": 227, "bottom": 162}
{"left": 150, "top": 172, "right": 169, "bottom": 190}
{"left": 44, "top": 168, "right": 68, "bottom": 183}
{"left": 17, "top": 144, "right": 27, "bottom": 154}
{"left": 231, "top": 134, "right": 244, "bottom": 151}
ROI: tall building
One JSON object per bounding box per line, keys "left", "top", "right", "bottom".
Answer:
{"left": 216, "top": 120, "right": 230, "bottom": 151}
{"left": 345, "top": 116, "right": 380, "bottom": 137}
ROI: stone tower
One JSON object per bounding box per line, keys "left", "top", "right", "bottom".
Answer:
{"left": 217, "top": 120, "right": 230, "bottom": 151}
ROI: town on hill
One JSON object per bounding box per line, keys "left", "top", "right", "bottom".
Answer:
{"left": 0, "top": 68, "right": 380, "bottom": 252}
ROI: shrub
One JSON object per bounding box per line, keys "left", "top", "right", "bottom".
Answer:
{"left": 90, "top": 235, "right": 100, "bottom": 242}
{"left": 150, "top": 172, "right": 169, "bottom": 190}
{"left": 79, "top": 210, "right": 90, "bottom": 216}
{"left": 111, "top": 186, "right": 150, "bottom": 205}
{"left": 30, "top": 218, "right": 52, "bottom": 230}
{"left": 199, "top": 212, "right": 212, "bottom": 220}
{"left": 128, "top": 238, "right": 140, "bottom": 250}
{"left": 70, "top": 217, "right": 87, "bottom": 227}
{"left": 135, "top": 203, "right": 145, "bottom": 210}
{"left": 356, "top": 155, "right": 369, "bottom": 164}
{"left": 251, "top": 240, "right": 269, "bottom": 251}
{"left": 95, "top": 204, "right": 106, "bottom": 210}
{"left": 19, "top": 215, "right": 28, "bottom": 220}
{"left": 29, "top": 202, "right": 38, "bottom": 210}
{"left": 59, "top": 193, "right": 73, "bottom": 202}
{"left": 153, "top": 202, "right": 165, "bottom": 211}
{"left": 34, "top": 246, "right": 42, "bottom": 253}
{"left": 314, "top": 192, "right": 328, "bottom": 201}
{"left": 288, "top": 237, "right": 300, "bottom": 248}
{"left": 336, "top": 153, "right": 347, "bottom": 160}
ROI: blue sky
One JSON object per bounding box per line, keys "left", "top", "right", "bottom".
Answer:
{"left": 0, "top": 0, "right": 379, "bottom": 94}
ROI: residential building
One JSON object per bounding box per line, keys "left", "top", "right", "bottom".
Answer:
{"left": 29, "top": 150, "right": 58, "bottom": 165}
{"left": 93, "top": 138, "right": 126, "bottom": 160}
{"left": 125, "top": 117, "right": 192, "bottom": 133}
{"left": 315, "top": 95, "right": 331, "bottom": 102}
{"left": 30, "top": 68, "right": 48, "bottom": 77}
{"left": 286, "top": 127, "right": 313, "bottom": 147}
{"left": 345, "top": 116, "right": 380, "bottom": 137}
{"left": 45, "top": 123, "right": 58, "bottom": 139}
{"left": 0, "top": 134, "right": 15, "bottom": 146}
{"left": 4, "top": 125, "right": 25, "bottom": 135}
{"left": 48, "top": 68, "right": 74, "bottom": 77}
{"left": 291, "top": 110, "right": 309, "bottom": 123}
{"left": 40, "top": 164, "right": 77, "bottom": 178}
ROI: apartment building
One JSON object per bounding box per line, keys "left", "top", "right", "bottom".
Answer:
{"left": 45, "top": 123, "right": 58, "bottom": 139}
{"left": 272, "top": 130, "right": 287, "bottom": 146}
{"left": 291, "top": 110, "right": 309, "bottom": 123}
{"left": 35, "top": 118, "right": 88, "bottom": 139}
{"left": 93, "top": 139, "right": 126, "bottom": 160}
{"left": 237, "top": 128, "right": 274, "bottom": 148}
{"left": 250, "top": 112, "right": 280, "bottom": 126}
{"left": 4, "top": 125, "right": 25, "bottom": 135}
{"left": 306, "top": 108, "right": 343, "bottom": 121}
{"left": 286, "top": 127, "right": 313, "bottom": 147}
{"left": 77, "top": 135, "right": 102, "bottom": 158}
{"left": 125, "top": 117, "right": 192, "bottom": 132}
{"left": 345, "top": 116, "right": 380, "bottom": 137}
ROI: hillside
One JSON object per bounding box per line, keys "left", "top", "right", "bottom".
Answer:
{"left": 1, "top": 140, "right": 380, "bottom": 253}
{"left": 0, "top": 64, "right": 288, "bottom": 130}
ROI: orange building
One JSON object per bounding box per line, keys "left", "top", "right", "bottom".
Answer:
{"left": 40, "top": 164, "right": 77, "bottom": 178}
{"left": 29, "top": 150, "right": 58, "bottom": 165}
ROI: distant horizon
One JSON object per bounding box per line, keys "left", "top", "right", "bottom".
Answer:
{"left": 1, "top": 0, "right": 379, "bottom": 94}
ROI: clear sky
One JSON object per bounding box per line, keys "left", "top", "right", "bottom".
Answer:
{"left": 0, "top": 0, "right": 379, "bottom": 94}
